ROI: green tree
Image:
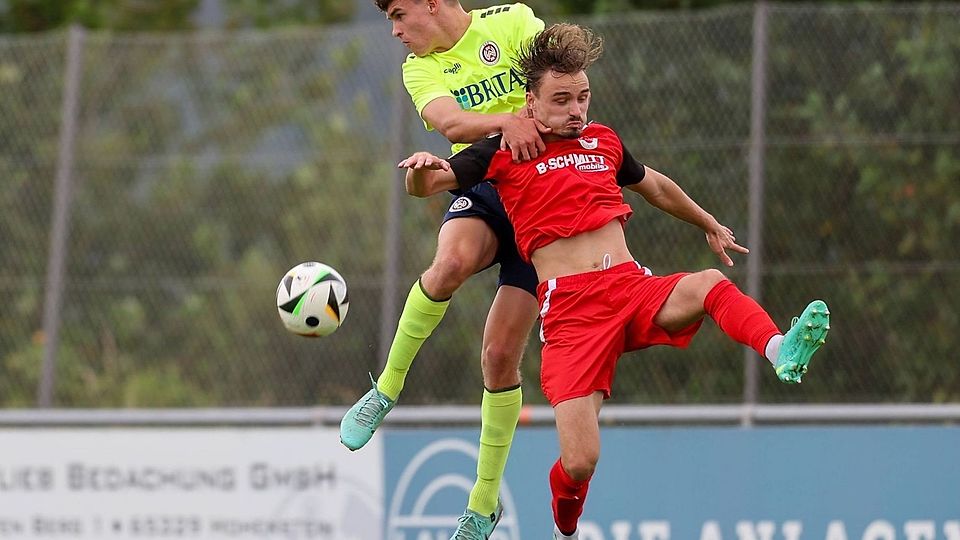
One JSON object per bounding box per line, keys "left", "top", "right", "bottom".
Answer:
{"left": 0, "top": 0, "right": 353, "bottom": 33}
{"left": 0, "top": 0, "right": 199, "bottom": 32}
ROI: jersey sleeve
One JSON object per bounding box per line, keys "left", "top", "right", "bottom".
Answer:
{"left": 449, "top": 135, "right": 502, "bottom": 192}
{"left": 616, "top": 135, "right": 646, "bottom": 186}
{"left": 507, "top": 3, "right": 545, "bottom": 45}
{"left": 401, "top": 55, "right": 449, "bottom": 131}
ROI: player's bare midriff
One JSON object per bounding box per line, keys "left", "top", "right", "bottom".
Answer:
{"left": 531, "top": 220, "right": 634, "bottom": 283}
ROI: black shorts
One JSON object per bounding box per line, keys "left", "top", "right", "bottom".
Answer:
{"left": 442, "top": 182, "right": 538, "bottom": 297}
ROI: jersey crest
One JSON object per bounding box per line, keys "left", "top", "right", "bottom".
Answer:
{"left": 479, "top": 41, "right": 500, "bottom": 65}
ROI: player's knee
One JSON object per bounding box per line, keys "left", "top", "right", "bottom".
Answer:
{"left": 481, "top": 343, "right": 522, "bottom": 388}
{"left": 562, "top": 453, "right": 598, "bottom": 481}
{"left": 700, "top": 268, "right": 727, "bottom": 287}
{"left": 482, "top": 341, "right": 522, "bottom": 370}
{"left": 423, "top": 255, "right": 473, "bottom": 296}
{"left": 694, "top": 269, "right": 728, "bottom": 298}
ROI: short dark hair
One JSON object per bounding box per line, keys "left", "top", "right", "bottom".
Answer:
{"left": 375, "top": 0, "right": 458, "bottom": 13}
{"left": 516, "top": 23, "right": 604, "bottom": 93}
{"left": 373, "top": 0, "right": 396, "bottom": 12}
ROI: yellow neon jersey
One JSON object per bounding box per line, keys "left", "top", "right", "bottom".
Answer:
{"left": 402, "top": 3, "right": 544, "bottom": 154}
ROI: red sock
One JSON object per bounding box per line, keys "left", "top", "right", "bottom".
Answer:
{"left": 550, "top": 458, "right": 590, "bottom": 535}
{"left": 703, "top": 279, "right": 781, "bottom": 358}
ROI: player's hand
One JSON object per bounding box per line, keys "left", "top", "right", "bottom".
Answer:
{"left": 398, "top": 152, "right": 450, "bottom": 171}
{"left": 704, "top": 223, "right": 749, "bottom": 267}
{"left": 500, "top": 113, "right": 551, "bottom": 163}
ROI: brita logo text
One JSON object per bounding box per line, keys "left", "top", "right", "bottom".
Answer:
{"left": 452, "top": 68, "right": 525, "bottom": 110}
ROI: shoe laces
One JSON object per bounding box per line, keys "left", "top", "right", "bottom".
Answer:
{"left": 790, "top": 316, "right": 800, "bottom": 329}
{"left": 452, "top": 512, "right": 487, "bottom": 540}
{"left": 355, "top": 375, "right": 390, "bottom": 427}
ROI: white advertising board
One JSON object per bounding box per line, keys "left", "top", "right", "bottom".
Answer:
{"left": 0, "top": 428, "right": 382, "bottom": 539}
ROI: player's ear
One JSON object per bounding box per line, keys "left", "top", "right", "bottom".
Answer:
{"left": 525, "top": 91, "right": 536, "bottom": 114}
{"left": 426, "top": 0, "right": 438, "bottom": 14}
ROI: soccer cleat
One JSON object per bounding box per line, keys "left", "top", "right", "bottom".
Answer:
{"left": 449, "top": 500, "right": 503, "bottom": 540}
{"left": 774, "top": 300, "right": 831, "bottom": 384}
{"left": 554, "top": 525, "right": 580, "bottom": 539}
{"left": 339, "top": 373, "right": 395, "bottom": 451}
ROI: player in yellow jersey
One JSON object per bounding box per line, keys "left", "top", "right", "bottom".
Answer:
{"left": 339, "top": 1, "right": 546, "bottom": 538}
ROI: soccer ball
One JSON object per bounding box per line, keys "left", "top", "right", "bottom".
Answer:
{"left": 276, "top": 261, "right": 349, "bottom": 337}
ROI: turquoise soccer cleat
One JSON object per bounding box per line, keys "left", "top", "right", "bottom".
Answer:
{"left": 339, "top": 374, "right": 395, "bottom": 451}
{"left": 449, "top": 500, "right": 503, "bottom": 540}
{"left": 774, "top": 300, "right": 830, "bottom": 384}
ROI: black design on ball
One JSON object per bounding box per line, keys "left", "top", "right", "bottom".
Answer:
{"left": 305, "top": 316, "right": 320, "bottom": 327}
{"left": 326, "top": 288, "right": 341, "bottom": 321}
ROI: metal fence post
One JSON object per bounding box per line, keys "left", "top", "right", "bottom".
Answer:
{"left": 742, "top": 2, "right": 770, "bottom": 425}
{"left": 377, "top": 43, "right": 410, "bottom": 370}
{"left": 38, "top": 25, "right": 85, "bottom": 407}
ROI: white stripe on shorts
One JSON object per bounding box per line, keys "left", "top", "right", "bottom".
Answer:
{"left": 538, "top": 278, "right": 557, "bottom": 343}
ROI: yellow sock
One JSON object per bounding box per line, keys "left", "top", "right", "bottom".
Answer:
{"left": 468, "top": 386, "right": 522, "bottom": 515}
{"left": 376, "top": 280, "right": 449, "bottom": 400}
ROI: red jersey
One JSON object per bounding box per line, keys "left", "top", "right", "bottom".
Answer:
{"left": 450, "top": 122, "right": 646, "bottom": 262}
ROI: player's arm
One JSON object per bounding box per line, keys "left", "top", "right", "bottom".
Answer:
{"left": 624, "top": 166, "right": 716, "bottom": 229}
{"left": 418, "top": 3, "right": 548, "bottom": 160}
{"left": 401, "top": 136, "right": 500, "bottom": 198}
{"left": 401, "top": 152, "right": 457, "bottom": 197}
{"left": 421, "top": 97, "right": 549, "bottom": 162}
{"left": 403, "top": 60, "right": 514, "bottom": 144}
{"left": 619, "top": 143, "right": 748, "bottom": 266}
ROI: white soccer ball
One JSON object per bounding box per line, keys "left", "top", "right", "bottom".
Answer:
{"left": 276, "top": 261, "right": 349, "bottom": 337}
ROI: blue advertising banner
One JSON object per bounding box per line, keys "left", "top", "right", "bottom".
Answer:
{"left": 384, "top": 426, "right": 960, "bottom": 540}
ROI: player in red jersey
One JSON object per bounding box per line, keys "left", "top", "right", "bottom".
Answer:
{"left": 398, "top": 23, "right": 831, "bottom": 539}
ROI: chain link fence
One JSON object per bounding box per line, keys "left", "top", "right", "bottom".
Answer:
{"left": 0, "top": 4, "right": 957, "bottom": 408}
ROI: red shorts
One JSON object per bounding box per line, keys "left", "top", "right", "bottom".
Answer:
{"left": 537, "top": 261, "right": 702, "bottom": 406}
